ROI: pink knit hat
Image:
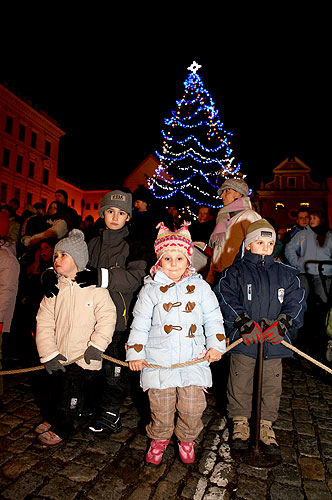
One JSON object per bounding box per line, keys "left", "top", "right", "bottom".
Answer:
{"left": 154, "top": 223, "right": 194, "bottom": 267}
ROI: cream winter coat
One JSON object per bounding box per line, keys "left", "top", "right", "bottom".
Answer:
{"left": 36, "top": 277, "right": 117, "bottom": 370}
{"left": 207, "top": 197, "right": 261, "bottom": 283}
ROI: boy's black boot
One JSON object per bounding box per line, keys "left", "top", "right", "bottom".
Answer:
{"left": 86, "top": 411, "right": 122, "bottom": 439}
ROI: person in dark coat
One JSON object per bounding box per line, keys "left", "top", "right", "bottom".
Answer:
{"left": 214, "top": 219, "right": 306, "bottom": 450}
{"left": 55, "top": 189, "right": 80, "bottom": 231}
{"left": 75, "top": 190, "right": 148, "bottom": 438}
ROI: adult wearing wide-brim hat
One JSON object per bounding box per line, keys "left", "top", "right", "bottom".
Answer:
{"left": 206, "top": 178, "right": 261, "bottom": 285}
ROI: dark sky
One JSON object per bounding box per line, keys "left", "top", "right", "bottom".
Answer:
{"left": 1, "top": 17, "right": 330, "bottom": 192}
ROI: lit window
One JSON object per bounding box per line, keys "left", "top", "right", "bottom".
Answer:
{"left": 275, "top": 202, "right": 285, "bottom": 210}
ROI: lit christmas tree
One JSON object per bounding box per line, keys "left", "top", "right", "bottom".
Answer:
{"left": 148, "top": 61, "right": 245, "bottom": 218}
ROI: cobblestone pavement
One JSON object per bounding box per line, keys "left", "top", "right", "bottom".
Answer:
{"left": 1, "top": 355, "right": 332, "bottom": 500}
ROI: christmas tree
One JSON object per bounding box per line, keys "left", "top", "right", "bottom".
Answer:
{"left": 148, "top": 61, "right": 245, "bottom": 218}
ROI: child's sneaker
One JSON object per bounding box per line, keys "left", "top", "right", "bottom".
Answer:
{"left": 260, "top": 419, "right": 278, "bottom": 446}
{"left": 178, "top": 441, "right": 195, "bottom": 463}
{"left": 232, "top": 416, "right": 250, "bottom": 441}
{"left": 88, "top": 411, "right": 122, "bottom": 438}
{"left": 34, "top": 421, "right": 52, "bottom": 435}
{"left": 231, "top": 416, "right": 250, "bottom": 450}
{"left": 38, "top": 430, "right": 63, "bottom": 446}
{"left": 145, "top": 439, "right": 169, "bottom": 465}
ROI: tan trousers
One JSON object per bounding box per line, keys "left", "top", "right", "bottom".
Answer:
{"left": 146, "top": 385, "right": 207, "bottom": 441}
{"left": 227, "top": 353, "right": 282, "bottom": 422}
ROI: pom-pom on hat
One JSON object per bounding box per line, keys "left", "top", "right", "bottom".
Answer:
{"left": 245, "top": 219, "right": 276, "bottom": 248}
{"left": 217, "top": 178, "right": 249, "bottom": 197}
{"left": 154, "top": 223, "right": 194, "bottom": 267}
{"left": 53, "top": 229, "right": 89, "bottom": 272}
{"left": 98, "top": 190, "right": 132, "bottom": 218}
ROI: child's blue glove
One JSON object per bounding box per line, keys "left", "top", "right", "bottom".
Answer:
{"left": 41, "top": 268, "right": 59, "bottom": 298}
{"left": 76, "top": 268, "right": 99, "bottom": 288}
{"left": 44, "top": 354, "right": 67, "bottom": 374}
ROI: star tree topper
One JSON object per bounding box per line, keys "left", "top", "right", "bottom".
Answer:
{"left": 188, "top": 61, "right": 202, "bottom": 73}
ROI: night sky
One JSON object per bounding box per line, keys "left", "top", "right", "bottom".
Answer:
{"left": 1, "top": 17, "right": 330, "bottom": 193}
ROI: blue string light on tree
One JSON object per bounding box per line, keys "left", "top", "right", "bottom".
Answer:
{"left": 148, "top": 61, "right": 246, "bottom": 219}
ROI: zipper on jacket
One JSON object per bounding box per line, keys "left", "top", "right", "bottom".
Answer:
{"left": 261, "top": 255, "right": 265, "bottom": 267}
{"left": 118, "top": 292, "right": 127, "bottom": 328}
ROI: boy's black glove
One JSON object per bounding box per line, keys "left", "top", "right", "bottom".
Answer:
{"left": 76, "top": 268, "right": 99, "bottom": 288}
{"left": 234, "top": 313, "right": 264, "bottom": 345}
{"left": 41, "top": 268, "right": 59, "bottom": 298}
{"left": 44, "top": 354, "right": 67, "bottom": 374}
{"left": 84, "top": 345, "right": 103, "bottom": 364}
{"left": 262, "top": 314, "right": 293, "bottom": 344}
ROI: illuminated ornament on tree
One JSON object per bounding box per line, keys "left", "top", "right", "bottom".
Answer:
{"left": 148, "top": 61, "right": 246, "bottom": 217}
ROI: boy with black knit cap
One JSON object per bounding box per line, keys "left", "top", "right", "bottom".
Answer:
{"left": 35, "top": 229, "right": 116, "bottom": 445}
{"left": 75, "top": 190, "right": 147, "bottom": 438}
{"left": 214, "top": 219, "right": 306, "bottom": 449}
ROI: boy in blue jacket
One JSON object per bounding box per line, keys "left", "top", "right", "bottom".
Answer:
{"left": 214, "top": 219, "right": 306, "bottom": 449}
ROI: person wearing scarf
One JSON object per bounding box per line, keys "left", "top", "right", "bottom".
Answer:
{"left": 206, "top": 179, "right": 261, "bottom": 285}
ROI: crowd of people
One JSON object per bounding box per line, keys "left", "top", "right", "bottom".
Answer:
{"left": 0, "top": 179, "right": 331, "bottom": 465}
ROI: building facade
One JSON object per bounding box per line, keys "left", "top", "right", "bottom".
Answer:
{"left": 0, "top": 83, "right": 65, "bottom": 212}
{"left": 254, "top": 156, "right": 329, "bottom": 228}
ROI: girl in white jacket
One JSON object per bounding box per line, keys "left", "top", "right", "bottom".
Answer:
{"left": 126, "top": 223, "right": 226, "bottom": 465}
{"left": 36, "top": 230, "right": 116, "bottom": 446}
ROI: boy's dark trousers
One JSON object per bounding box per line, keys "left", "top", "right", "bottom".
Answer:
{"left": 43, "top": 363, "right": 99, "bottom": 440}
{"left": 99, "top": 330, "right": 129, "bottom": 415}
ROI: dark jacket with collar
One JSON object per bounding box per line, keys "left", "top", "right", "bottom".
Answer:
{"left": 88, "top": 226, "right": 147, "bottom": 331}
{"left": 214, "top": 251, "right": 306, "bottom": 359}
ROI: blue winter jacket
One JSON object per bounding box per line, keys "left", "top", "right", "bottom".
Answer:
{"left": 126, "top": 270, "right": 226, "bottom": 390}
{"left": 214, "top": 252, "right": 306, "bottom": 360}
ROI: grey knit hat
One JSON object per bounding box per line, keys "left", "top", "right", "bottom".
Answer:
{"left": 245, "top": 219, "right": 276, "bottom": 247}
{"left": 217, "top": 178, "right": 249, "bottom": 197}
{"left": 54, "top": 229, "right": 89, "bottom": 272}
{"left": 98, "top": 190, "right": 132, "bottom": 218}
